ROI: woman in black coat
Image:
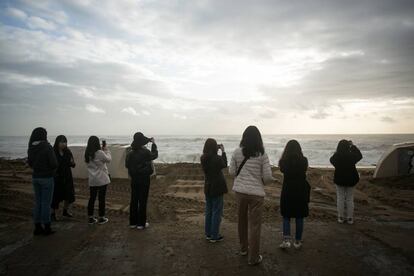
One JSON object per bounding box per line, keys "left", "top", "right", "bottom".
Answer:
{"left": 51, "top": 135, "right": 76, "bottom": 220}
{"left": 279, "top": 140, "right": 310, "bottom": 250}
{"left": 200, "top": 138, "right": 228, "bottom": 242}
{"left": 125, "top": 132, "right": 158, "bottom": 230}
{"left": 330, "top": 140, "right": 362, "bottom": 225}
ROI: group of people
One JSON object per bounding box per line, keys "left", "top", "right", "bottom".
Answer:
{"left": 27, "top": 125, "right": 362, "bottom": 266}
{"left": 27, "top": 128, "right": 158, "bottom": 234}
{"left": 200, "top": 126, "right": 362, "bottom": 265}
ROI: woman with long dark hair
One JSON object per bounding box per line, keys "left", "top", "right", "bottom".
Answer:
{"left": 85, "top": 136, "right": 111, "bottom": 225}
{"left": 125, "top": 132, "right": 158, "bottom": 230}
{"left": 229, "top": 126, "right": 273, "bottom": 265}
{"left": 27, "top": 127, "right": 58, "bottom": 235}
{"left": 330, "top": 140, "right": 362, "bottom": 225}
{"left": 51, "top": 135, "right": 76, "bottom": 220}
{"left": 200, "top": 138, "right": 228, "bottom": 243}
{"left": 278, "top": 140, "right": 310, "bottom": 250}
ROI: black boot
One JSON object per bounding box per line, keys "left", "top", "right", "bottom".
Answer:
{"left": 43, "top": 223, "right": 56, "bottom": 236}
{"left": 33, "top": 223, "right": 44, "bottom": 236}
{"left": 62, "top": 209, "right": 73, "bottom": 218}
{"left": 51, "top": 212, "right": 57, "bottom": 221}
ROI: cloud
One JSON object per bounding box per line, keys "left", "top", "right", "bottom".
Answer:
{"left": 85, "top": 104, "right": 105, "bottom": 114}
{"left": 380, "top": 116, "right": 396, "bottom": 123}
{"left": 0, "top": 0, "right": 413, "bottom": 135}
{"left": 26, "top": 16, "right": 56, "bottom": 30}
{"left": 311, "top": 110, "right": 330, "bottom": 120}
{"left": 5, "top": 7, "right": 27, "bottom": 21}
{"left": 121, "top": 107, "right": 139, "bottom": 116}
{"left": 173, "top": 114, "right": 187, "bottom": 120}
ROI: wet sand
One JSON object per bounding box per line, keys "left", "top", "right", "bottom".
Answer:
{"left": 0, "top": 159, "right": 413, "bottom": 275}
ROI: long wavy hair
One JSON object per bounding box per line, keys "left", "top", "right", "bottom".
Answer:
{"left": 201, "top": 138, "right": 218, "bottom": 163}
{"left": 240, "top": 126, "right": 264, "bottom": 158}
{"left": 84, "top": 136, "right": 101, "bottom": 163}
{"left": 279, "top": 139, "right": 304, "bottom": 166}
{"left": 28, "top": 127, "right": 47, "bottom": 148}
{"left": 53, "top": 135, "right": 69, "bottom": 154}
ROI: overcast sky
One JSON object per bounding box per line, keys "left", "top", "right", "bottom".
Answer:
{"left": 0, "top": 0, "right": 413, "bottom": 136}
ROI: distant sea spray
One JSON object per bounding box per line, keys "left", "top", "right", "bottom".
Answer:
{"left": 1, "top": 134, "right": 414, "bottom": 166}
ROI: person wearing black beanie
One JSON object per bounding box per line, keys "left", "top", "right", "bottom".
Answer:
{"left": 125, "top": 132, "right": 158, "bottom": 230}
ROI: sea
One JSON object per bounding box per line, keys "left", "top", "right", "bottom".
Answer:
{"left": 1, "top": 134, "right": 413, "bottom": 167}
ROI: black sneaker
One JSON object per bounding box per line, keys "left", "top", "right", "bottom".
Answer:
{"left": 43, "top": 223, "right": 56, "bottom": 236}
{"left": 88, "top": 217, "right": 98, "bottom": 224}
{"left": 33, "top": 224, "right": 45, "bottom": 236}
{"left": 209, "top": 235, "right": 224, "bottom": 243}
{"left": 98, "top": 217, "right": 109, "bottom": 225}
{"left": 51, "top": 213, "right": 57, "bottom": 222}
{"left": 62, "top": 209, "right": 74, "bottom": 218}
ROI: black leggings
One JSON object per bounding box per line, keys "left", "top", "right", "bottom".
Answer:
{"left": 129, "top": 176, "right": 150, "bottom": 226}
{"left": 88, "top": 185, "right": 107, "bottom": 217}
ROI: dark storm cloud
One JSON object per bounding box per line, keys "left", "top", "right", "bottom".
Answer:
{"left": 0, "top": 0, "right": 413, "bottom": 134}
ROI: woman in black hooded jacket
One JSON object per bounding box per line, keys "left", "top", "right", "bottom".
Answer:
{"left": 330, "top": 140, "right": 362, "bottom": 225}
{"left": 125, "top": 132, "right": 158, "bottom": 230}
{"left": 27, "top": 127, "right": 58, "bottom": 236}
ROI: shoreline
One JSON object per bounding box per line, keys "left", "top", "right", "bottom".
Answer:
{"left": 0, "top": 157, "right": 376, "bottom": 169}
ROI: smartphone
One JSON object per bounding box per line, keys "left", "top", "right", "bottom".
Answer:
{"left": 102, "top": 140, "right": 106, "bottom": 148}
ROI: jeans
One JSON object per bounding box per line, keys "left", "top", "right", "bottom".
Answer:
{"left": 283, "top": 217, "right": 304, "bottom": 241}
{"left": 88, "top": 185, "right": 107, "bottom": 217}
{"left": 336, "top": 185, "right": 354, "bottom": 219}
{"left": 205, "top": 195, "right": 224, "bottom": 240}
{"left": 32, "top": 177, "right": 54, "bottom": 224}
{"left": 130, "top": 176, "right": 151, "bottom": 227}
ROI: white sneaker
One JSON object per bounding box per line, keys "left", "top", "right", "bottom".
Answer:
{"left": 279, "top": 240, "right": 291, "bottom": 249}
{"left": 129, "top": 225, "right": 137, "bottom": 229}
{"left": 293, "top": 241, "right": 302, "bottom": 249}
{"left": 137, "top": 222, "right": 150, "bottom": 230}
{"left": 239, "top": 251, "right": 248, "bottom": 256}
{"left": 337, "top": 217, "right": 345, "bottom": 224}
{"left": 248, "top": 255, "right": 263, "bottom": 266}
{"left": 347, "top": 218, "right": 354, "bottom": 225}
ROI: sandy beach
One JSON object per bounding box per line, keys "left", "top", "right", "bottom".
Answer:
{"left": 0, "top": 159, "right": 413, "bottom": 275}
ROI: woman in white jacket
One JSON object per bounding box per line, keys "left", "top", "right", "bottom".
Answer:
{"left": 229, "top": 126, "right": 273, "bottom": 266}
{"left": 84, "top": 136, "right": 111, "bottom": 225}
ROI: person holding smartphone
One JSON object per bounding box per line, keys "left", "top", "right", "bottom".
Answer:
{"left": 125, "top": 132, "right": 158, "bottom": 230}
{"left": 200, "top": 139, "right": 228, "bottom": 243}
{"left": 84, "top": 136, "right": 111, "bottom": 225}
{"left": 330, "top": 140, "right": 362, "bottom": 225}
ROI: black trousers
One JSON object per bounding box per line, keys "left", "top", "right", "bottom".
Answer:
{"left": 129, "top": 176, "right": 150, "bottom": 226}
{"left": 88, "top": 185, "right": 107, "bottom": 217}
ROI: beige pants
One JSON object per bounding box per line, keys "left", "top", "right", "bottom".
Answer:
{"left": 236, "top": 192, "right": 264, "bottom": 263}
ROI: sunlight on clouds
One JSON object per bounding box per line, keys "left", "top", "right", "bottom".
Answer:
{"left": 0, "top": 0, "right": 413, "bottom": 135}
{"left": 85, "top": 104, "right": 105, "bottom": 114}
{"left": 121, "top": 107, "right": 139, "bottom": 116}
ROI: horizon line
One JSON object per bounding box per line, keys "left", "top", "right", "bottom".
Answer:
{"left": 1, "top": 132, "right": 414, "bottom": 137}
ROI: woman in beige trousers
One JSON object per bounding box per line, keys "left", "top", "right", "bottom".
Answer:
{"left": 229, "top": 126, "right": 273, "bottom": 265}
